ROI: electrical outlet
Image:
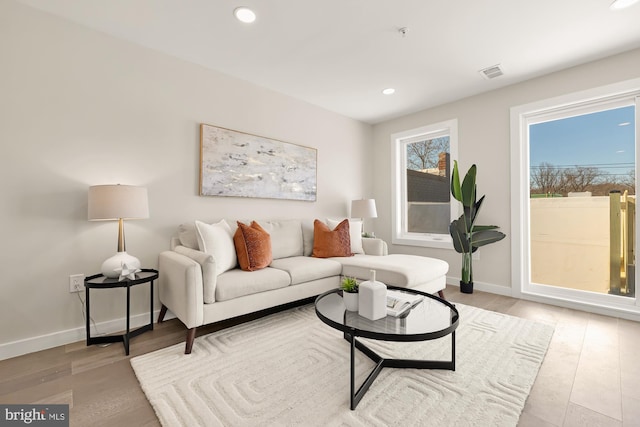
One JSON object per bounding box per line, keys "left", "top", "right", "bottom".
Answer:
{"left": 69, "top": 274, "right": 85, "bottom": 293}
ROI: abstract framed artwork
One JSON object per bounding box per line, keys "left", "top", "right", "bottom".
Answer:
{"left": 199, "top": 124, "right": 317, "bottom": 201}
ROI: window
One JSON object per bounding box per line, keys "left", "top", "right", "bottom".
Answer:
{"left": 529, "top": 104, "right": 636, "bottom": 298}
{"left": 511, "top": 78, "right": 640, "bottom": 315}
{"left": 391, "top": 119, "right": 458, "bottom": 248}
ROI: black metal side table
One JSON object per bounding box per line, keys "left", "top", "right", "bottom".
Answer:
{"left": 84, "top": 268, "right": 158, "bottom": 355}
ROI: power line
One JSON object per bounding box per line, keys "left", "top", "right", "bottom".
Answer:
{"left": 530, "top": 162, "right": 634, "bottom": 169}
{"left": 549, "top": 163, "right": 633, "bottom": 166}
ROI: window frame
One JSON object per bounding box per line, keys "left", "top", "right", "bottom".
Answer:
{"left": 391, "top": 118, "right": 458, "bottom": 249}
{"left": 510, "top": 78, "right": 640, "bottom": 315}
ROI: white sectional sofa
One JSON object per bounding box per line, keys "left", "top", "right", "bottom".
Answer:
{"left": 158, "top": 218, "right": 449, "bottom": 354}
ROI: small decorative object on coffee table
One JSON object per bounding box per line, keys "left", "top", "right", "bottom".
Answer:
{"left": 315, "top": 287, "right": 459, "bottom": 409}
{"left": 340, "top": 276, "right": 359, "bottom": 311}
{"left": 358, "top": 270, "right": 386, "bottom": 321}
{"left": 84, "top": 268, "right": 158, "bottom": 355}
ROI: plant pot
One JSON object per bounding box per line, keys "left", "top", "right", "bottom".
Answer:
{"left": 343, "top": 291, "right": 359, "bottom": 311}
{"left": 460, "top": 281, "right": 474, "bottom": 294}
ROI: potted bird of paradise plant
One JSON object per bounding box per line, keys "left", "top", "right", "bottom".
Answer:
{"left": 449, "top": 160, "right": 506, "bottom": 293}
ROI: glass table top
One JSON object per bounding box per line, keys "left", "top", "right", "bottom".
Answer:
{"left": 315, "top": 288, "right": 459, "bottom": 342}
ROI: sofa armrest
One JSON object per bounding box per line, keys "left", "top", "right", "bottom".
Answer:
{"left": 158, "top": 250, "right": 205, "bottom": 329}
{"left": 174, "top": 245, "right": 218, "bottom": 303}
{"left": 362, "top": 238, "right": 388, "bottom": 256}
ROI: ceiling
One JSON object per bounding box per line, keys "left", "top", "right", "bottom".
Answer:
{"left": 17, "top": 0, "right": 640, "bottom": 124}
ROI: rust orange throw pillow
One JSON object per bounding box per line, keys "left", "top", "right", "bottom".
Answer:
{"left": 234, "top": 221, "right": 273, "bottom": 271}
{"left": 312, "top": 219, "right": 353, "bottom": 258}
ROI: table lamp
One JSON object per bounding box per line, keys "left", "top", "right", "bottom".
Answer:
{"left": 88, "top": 184, "right": 149, "bottom": 278}
{"left": 351, "top": 198, "right": 378, "bottom": 237}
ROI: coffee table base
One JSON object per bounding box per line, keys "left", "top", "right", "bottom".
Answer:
{"left": 346, "top": 331, "right": 456, "bottom": 410}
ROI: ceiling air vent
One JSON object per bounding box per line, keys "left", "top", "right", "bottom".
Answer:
{"left": 479, "top": 64, "right": 504, "bottom": 80}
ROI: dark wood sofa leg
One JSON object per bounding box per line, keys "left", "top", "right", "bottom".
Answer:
{"left": 158, "top": 304, "right": 168, "bottom": 323}
{"left": 438, "top": 290, "right": 446, "bottom": 300}
{"left": 185, "top": 328, "right": 196, "bottom": 354}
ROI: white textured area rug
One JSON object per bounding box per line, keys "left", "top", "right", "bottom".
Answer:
{"left": 131, "top": 304, "right": 554, "bottom": 427}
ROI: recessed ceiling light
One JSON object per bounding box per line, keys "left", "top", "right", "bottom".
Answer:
{"left": 610, "top": 0, "right": 639, "bottom": 10}
{"left": 382, "top": 88, "right": 395, "bottom": 95}
{"left": 618, "top": 122, "right": 631, "bottom": 126}
{"left": 234, "top": 7, "right": 256, "bottom": 23}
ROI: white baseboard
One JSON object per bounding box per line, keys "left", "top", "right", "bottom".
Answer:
{"left": 446, "top": 276, "right": 512, "bottom": 297}
{"left": 4, "top": 275, "right": 637, "bottom": 362}
{"left": 0, "top": 308, "right": 174, "bottom": 361}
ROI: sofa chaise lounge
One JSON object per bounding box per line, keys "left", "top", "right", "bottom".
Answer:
{"left": 158, "top": 218, "right": 449, "bottom": 354}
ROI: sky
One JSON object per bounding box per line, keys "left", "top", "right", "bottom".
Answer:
{"left": 530, "top": 105, "right": 636, "bottom": 178}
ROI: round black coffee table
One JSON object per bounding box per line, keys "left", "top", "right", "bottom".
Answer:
{"left": 315, "top": 287, "right": 459, "bottom": 409}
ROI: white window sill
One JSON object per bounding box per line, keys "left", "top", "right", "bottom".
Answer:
{"left": 392, "top": 234, "right": 454, "bottom": 250}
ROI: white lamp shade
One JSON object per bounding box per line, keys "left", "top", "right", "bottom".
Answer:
{"left": 88, "top": 185, "right": 149, "bottom": 220}
{"left": 351, "top": 199, "right": 378, "bottom": 219}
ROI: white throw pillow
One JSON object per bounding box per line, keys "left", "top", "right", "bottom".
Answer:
{"left": 327, "top": 218, "right": 364, "bottom": 254}
{"left": 195, "top": 220, "right": 237, "bottom": 275}
{"left": 256, "top": 219, "right": 304, "bottom": 260}
{"left": 177, "top": 222, "right": 198, "bottom": 249}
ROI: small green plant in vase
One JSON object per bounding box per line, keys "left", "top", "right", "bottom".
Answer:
{"left": 340, "top": 276, "right": 359, "bottom": 293}
{"left": 340, "top": 276, "right": 359, "bottom": 311}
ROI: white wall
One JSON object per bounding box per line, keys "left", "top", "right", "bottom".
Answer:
{"left": 372, "top": 47, "right": 640, "bottom": 293}
{"left": 0, "top": 1, "right": 372, "bottom": 358}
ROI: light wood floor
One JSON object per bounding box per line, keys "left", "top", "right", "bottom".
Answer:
{"left": 1, "top": 285, "right": 639, "bottom": 426}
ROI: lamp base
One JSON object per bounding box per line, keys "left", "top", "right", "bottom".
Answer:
{"left": 101, "top": 252, "right": 141, "bottom": 278}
